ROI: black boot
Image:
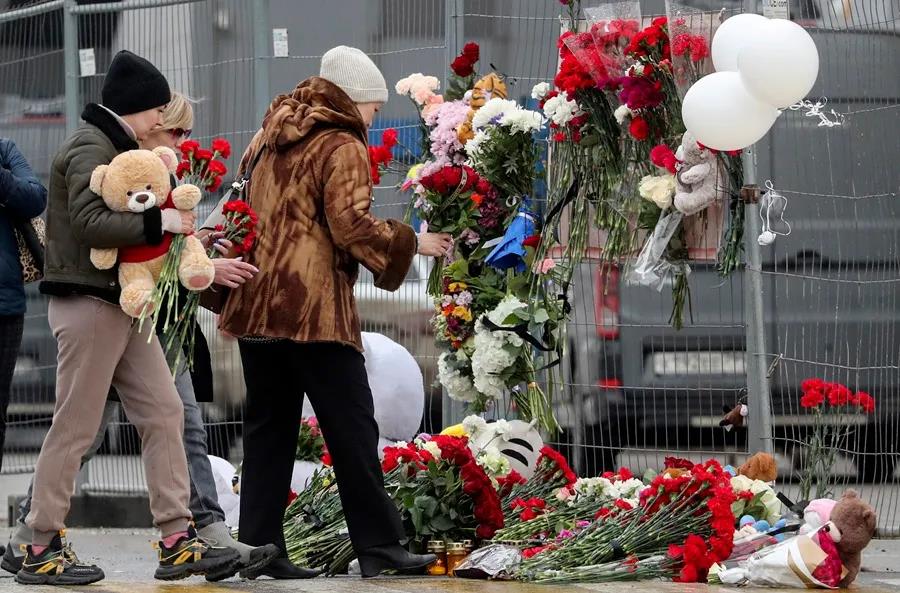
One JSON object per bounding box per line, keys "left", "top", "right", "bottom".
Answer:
{"left": 356, "top": 544, "right": 435, "bottom": 578}
{"left": 240, "top": 557, "right": 322, "bottom": 580}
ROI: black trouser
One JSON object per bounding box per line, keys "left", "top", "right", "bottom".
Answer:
{"left": 237, "top": 339, "right": 404, "bottom": 554}
{"left": 0, "top": 314, "right": 25, "bottom": 471}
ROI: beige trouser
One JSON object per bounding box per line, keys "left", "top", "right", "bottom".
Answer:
{"left": 26, "top": 296, "right": 191, "bottom": 544}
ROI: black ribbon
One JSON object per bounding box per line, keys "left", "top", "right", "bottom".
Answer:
{"left": 481, "top": 316, "right": 555, "bottom": 352}
{"left": 777, "top": 492, "right": 809, "bottom": 517}
{"left": 543, "top": 179, "right": 580, "bottom": 229}
{"left": 610, "top": 539, "right": 626, "bottom": 560}
{"left": 301, "top": 504, "right": 325, "bottom": 529}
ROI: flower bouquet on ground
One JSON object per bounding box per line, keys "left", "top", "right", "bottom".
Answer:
{"left": 139, "top": 139, "right": 232, "bottom": 366}
{"left": 284, "top": 468, "right": 355, "bottom": 575}
{"left": 515, "top": 458, "right": 736, "bottom": 584}
{"left": 797, "top": 379, "right": 876, "bottom": 500}
{"left": 383, "top": 435, "right": 505, "bottom": 543}
{"left": 496, "top": 469, "right": 644, "bottom": 543}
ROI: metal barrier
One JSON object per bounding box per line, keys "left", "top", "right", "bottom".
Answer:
{"left": 1, "top": 0, "right": 898, "bottom": 534}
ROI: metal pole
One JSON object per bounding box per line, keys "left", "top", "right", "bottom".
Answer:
{"left": 63, "top": 0, "right": 79, "bottom": 135}
{"left": 252, "top": 0, "right": 271, "bottom": 123}
{"left": 742, "top": 146, "right": 773, "bottom": 455}
{"left": 742, "top": 0, "right": 775, "bottom": 456}
{"left": 441, "top": 0, "right": 465, "bottom": 428}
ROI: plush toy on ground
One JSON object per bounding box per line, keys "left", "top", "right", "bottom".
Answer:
{"left": 89, "top": 147, "right": 215, "bottom": 317}
{"left": 739, "top": 451, "right": 778, "bottom": 483}
{"left": 830, "top": 489, "right": 876, "bottom": 587}
{"left": 673, "top": 131, "right": 728, "bottom": 216}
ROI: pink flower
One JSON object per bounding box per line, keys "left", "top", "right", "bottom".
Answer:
{"left": 536, "top": 258, "right": 556, "bottom": 274}
{"left": 427, "top": 100, "right": 471, "bottom": 160}
{"left": 421, "top": 94, "right": 445, "bottom": 119}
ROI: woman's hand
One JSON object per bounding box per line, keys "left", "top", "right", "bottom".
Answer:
{"left": 416, "top": 232, "right": 453, "bottom": 257}
{"left": 213, "top": 257, "right": 258, "bottom": 288}
{"left": 208, "top": 237, "right": 258, "bottom": 288}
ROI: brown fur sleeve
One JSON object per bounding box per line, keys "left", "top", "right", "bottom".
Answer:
{"left": 322, "top": 140, "right": 416, "bottom": 291}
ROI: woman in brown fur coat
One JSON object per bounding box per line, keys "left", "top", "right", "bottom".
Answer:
{"left": 220, "top": 46, "right": 452, "bottom": 579}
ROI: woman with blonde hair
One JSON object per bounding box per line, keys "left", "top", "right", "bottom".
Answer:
{"left": 3, "top": 91, "right": 277, "bottom": 579}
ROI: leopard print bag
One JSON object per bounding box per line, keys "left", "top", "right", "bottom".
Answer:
{"left": 14, "top": 216, "right": 45, "bottom": 283}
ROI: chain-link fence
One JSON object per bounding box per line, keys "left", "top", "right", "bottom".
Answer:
{"left": 1, "top": 0, "right": 898, "bottom": 534}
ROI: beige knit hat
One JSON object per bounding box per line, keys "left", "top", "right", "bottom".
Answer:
{"left": 319, "top": 46, "right": 388, "bottom": 104}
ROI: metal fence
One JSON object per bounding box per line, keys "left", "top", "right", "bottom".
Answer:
{"left": 1, "top": 0, "right": 898, "bottom": 534}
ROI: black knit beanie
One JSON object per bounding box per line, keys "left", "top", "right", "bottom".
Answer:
{"left": 102, "top": 50, "right": 171, "bottom": 116}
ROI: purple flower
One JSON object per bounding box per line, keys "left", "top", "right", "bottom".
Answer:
{"left": 416, "top": 432, "right": 433, "bottom": 442}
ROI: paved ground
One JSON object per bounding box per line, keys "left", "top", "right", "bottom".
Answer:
{"left": 0, "top": 529, "right": 898, "bottom": 593}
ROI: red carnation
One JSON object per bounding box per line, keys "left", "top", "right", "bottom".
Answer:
{"left": 194, "top": 148, "right": 214, "bottom": 162}
{"left": 207, "top": 175, "right": 223, "bottom": 192}
{"left": 629, "top": 116, "right": 650, "bottom": 141}
{"left": 381, "top": 128, "right": 398, "bottom": 148}
{"left": 207, "top": 160, "right": 227, "bottom": 176}
{"left": 651, "top": 144, "right": 678, "bottom": 174}
{"left": 180, "top": 140, "right": 200, "bottom": 158}
{"left": 523, "top": 235, "right": 541, "bottom": 248}
{"left": 211, "top": 138, "right": 231, "bottom": 159}
{"left": 175, "top": 161, "right": 191, "bottom": 179}
{"left": 856, "top": 391, "right": 876, "bottom": 413}
{"left": 828, "top": 384, "right": 853, "bottom": 406}
{"left": 801, "top": 390, "right": 825, "bottom": 409}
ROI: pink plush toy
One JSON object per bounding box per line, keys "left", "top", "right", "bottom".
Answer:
{"left": 803, "top": 498, "right": 838, "bottom": 532}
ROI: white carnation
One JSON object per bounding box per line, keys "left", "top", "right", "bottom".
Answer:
{"left": 493, "top": 419, "right": 511, "bottom": 437}
{"left": 614, "top": 104, "right": 633, "bottom": 124}
{"left": 463, "top": 414, "right": 488, "bottom": 437}
{"left": 531, "top": 82, "right": 551, "bottom": 101}
{"left": 472, "top": 98, "right": 519, "bottom": 129}
{"left": 422, "top": 440, "right": 442, "bottom": 460}
{"left": 477, "top": 446, "right": 511, "bottom": 478}
{"left": 542, "top": 92, "right": 581, "bottom": 127}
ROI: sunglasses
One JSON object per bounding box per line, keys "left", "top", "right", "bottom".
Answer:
{"left": 168, "top": 127, "right": 192, "bottom": 138}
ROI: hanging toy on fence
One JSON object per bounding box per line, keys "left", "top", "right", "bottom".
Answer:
{"left": 758, "top": 180, "right": 791, "bottom": 246}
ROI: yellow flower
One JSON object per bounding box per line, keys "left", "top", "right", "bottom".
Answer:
{"left": 448, "top": 281, "right": 468, "bottom": 292}
{"left": 441, "top": 424, "right": 466, "bottom": 437}
{"left": 406, "top": 163, "right": 424, "bottom": 181}
{"left": 453, "top": 306, "right": 473, "bottom": 322}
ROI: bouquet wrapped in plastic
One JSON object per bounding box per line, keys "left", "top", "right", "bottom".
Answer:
{"left": 711, "top": 525, "right": 845, "bottom": 589}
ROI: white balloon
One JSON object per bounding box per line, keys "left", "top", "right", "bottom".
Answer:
{"left": 738, "top": 19, "right": 820, "bottom": 108}
{"left": 682, "top": 72, "right": 781, "bottom": 152}
{"left": 711, "top": 13, "right": 770, "bottom": 72}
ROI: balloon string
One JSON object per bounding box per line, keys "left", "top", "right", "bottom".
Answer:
{"left": 788, "top": 97, "right": 845, "bottom": 127}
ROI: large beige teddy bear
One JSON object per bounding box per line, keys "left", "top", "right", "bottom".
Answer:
{"left": 90, "top": 147, "right": 215, "bottom": 318}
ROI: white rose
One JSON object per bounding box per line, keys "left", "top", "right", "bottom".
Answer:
{"left": 731, "top": 475, "right": 754, "bottom": 493}
{"left": 638, "top": 174, "right": 676, "bottom": 209}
